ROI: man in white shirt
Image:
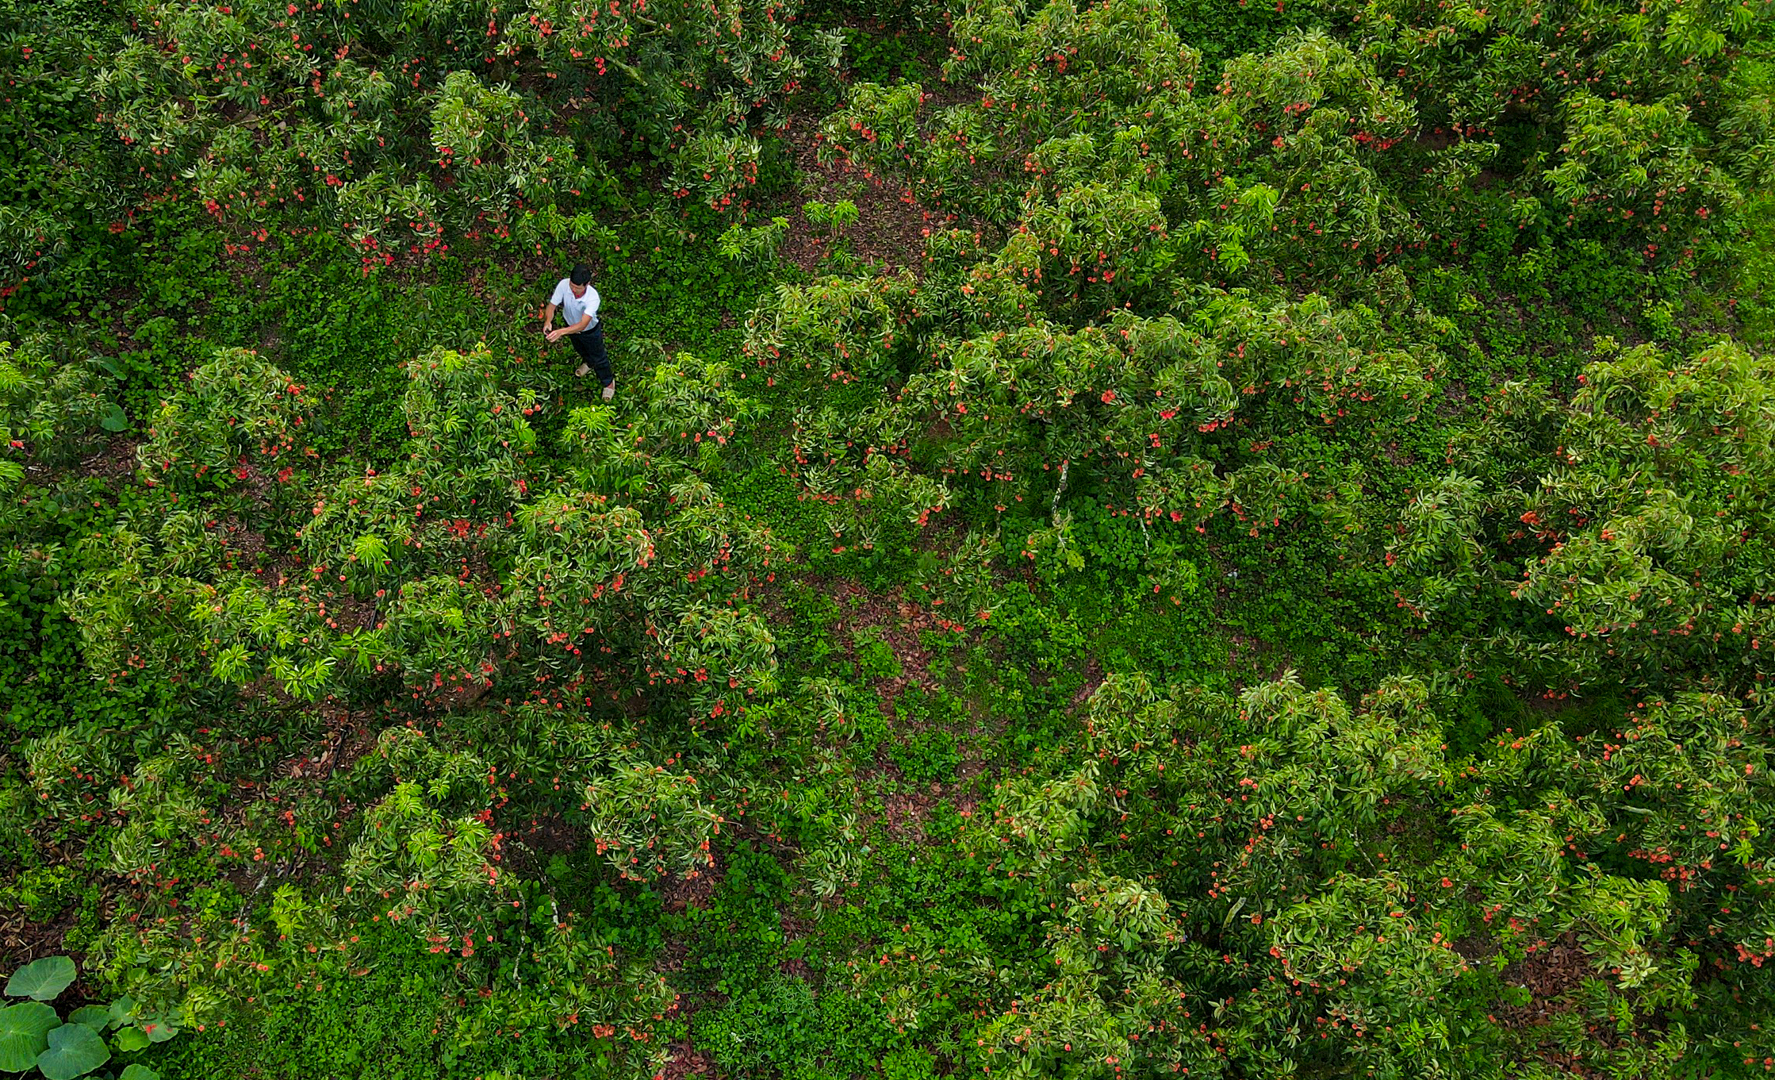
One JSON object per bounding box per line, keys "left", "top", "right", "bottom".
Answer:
{"left": 542, "top": 264, "right": 614, "bottom": 400}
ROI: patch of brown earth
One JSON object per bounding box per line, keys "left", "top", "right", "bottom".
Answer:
{"left": 777, "top": 912, "right": 814, "bottom": 978}
{"left": 1493, "top": 931, "right": 1594, "bottom": 1030}
{"left": 859, "top": 769, "right": 982, "bottom": 846}
{"left": 278, "top": 704, "right": 378, "bottom": 782}
{"left": 513, "top": 811, "right": 586, "bottom": 859}
{"left": 1487, "top": 931, "right": 1631, "bottom": 1079}
{"left": 1523, "top": 688, "right": 1584, "bottom": 717}
{"left": 877, "top": 783, "right": 934, "bottom": 843}
{"left": 775, "top": 109, "right": 971, "bottom": 276}
{"left": 660, "top": 848, "right": 725, "bottom": 914}
{"left": 1452, "top": 927, "right": 1499, "bottom": 965}
{"left": 1440, "top": 377, "right": 1471, "bottom": 418}
{"left": 1414, "top": 126, "right": 1462, "bottom": 151}
{"left": 911, "top": 506, "right": 968, "bottom": 556}
{"left": 821, "top": 578, "right": 939, "bottom": 717}
{"left": 659, "top": 1040, "right": 717, "bottom": 1080}
{"left": 1066, "top": 657, "right": 1106, "bottom": 713}
{"left": 78, "top": 435, "right": 139, "bottom": 481}
{"left": 1225, "top": 632, "right": 1292, "bottom": 690}
{"left": 0, "top": 904, "right": 79, "bottom": 973}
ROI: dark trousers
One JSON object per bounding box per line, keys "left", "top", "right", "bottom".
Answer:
{"left": 569, "top": 324, "right": 613, "bottom": 387}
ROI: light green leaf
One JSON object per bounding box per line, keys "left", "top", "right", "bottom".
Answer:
{"left": 66, "top": 1007, "right": 107, "bottom": 1032}
{"left": 0, "top": 1002, "right": 59, "bottom": 1071}
{"left": 353, "top": 533, "right": 388, "bottom": 565}
{"left": 119, "top": 1065, "right": 160, "bottom": 1080}
{"left": 36, "top": 1022, "right": 110, "bottom": 1080}
{"left": 5, "top": 957, "right": 76, "bottom": 1002}
{"left": 99, "top": 403, "right": 128, "bottom": 432}
{"left": 106, "top": 997, "right": 136, "bottom": 1029}
{"left": 110, "top": 1027, "right": 149, "bottom": 1053}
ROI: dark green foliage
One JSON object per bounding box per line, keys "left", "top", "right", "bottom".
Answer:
{"left": 4, "top": 1, "right": 1775, "bottom": 1078}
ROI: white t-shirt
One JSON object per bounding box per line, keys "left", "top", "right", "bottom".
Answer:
{"left": 550, "top": 279, "right": 600, "bottom": 331}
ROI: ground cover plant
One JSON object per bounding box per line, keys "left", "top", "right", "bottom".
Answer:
{"left": 3, "top": 0, "right": 1775, "bottom": 1075}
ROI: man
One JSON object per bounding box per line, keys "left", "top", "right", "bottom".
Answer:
{"left": 542, "top": 263, "right": 614, "bottom": 401}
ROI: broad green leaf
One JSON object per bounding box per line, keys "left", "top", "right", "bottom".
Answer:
{"left": 5, "top": 957, "right": 76, "bottom": 1002}
{"left": 142, "top": 1019, "right": 178, "bottom": 1044}
{"left": 106, "top": 996, "right": 136, "bottom": 1029}
{"left": 36, "top": 1022, "right": 109, "bottom": 1080}
{"left": 119, "top": 1066, "right": 160, "bottom": 1080}
{"left": 110, "top": 1027, "right": 149, "bottom": 1053}
{"left": 66, "top": 1007, "right": 107, "bottom": 1032}
{"left": 0, "top": 1002, "right": 58, "bottom": 1071}
{"left": 99, "top": 403, "right": 128, "bottom": 432}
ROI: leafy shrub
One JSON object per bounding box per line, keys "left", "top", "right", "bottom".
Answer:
{"left": 1, "top": 956, "right": 178, "bottom": 1080}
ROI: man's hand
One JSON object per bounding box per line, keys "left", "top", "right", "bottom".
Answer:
{"left": 550, "top": 315, "right": 593, "bottom": 344}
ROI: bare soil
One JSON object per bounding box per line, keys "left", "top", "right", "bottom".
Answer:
{"left": 0, "top": 904, "right": 79, "bottom": 974}
{"left": 660, "top": 847, "right": 724, "bottom": 915}
{"left": 818, "top": 578, "right": 939, "bottom": 718}
{"left": 1494, "top": 931, "right": 1595, "bottom": 1029}
{"left": 659, "top": 1039, "right": 717, "bottom": 1080}
{"left": 775, "top": 109, "right": 963, "bottom": 276}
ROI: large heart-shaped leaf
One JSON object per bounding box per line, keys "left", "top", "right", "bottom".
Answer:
{"left": 5, "top": 958, "right": 76, "bottom": 1002}
{"left": 0, "top": 1002, "right": 58, "bottom": 1071}
{"left": 66, "top": 1008, "right": 107, "bottom": 1032}
{"left": 99, "top": 403, "right": 129, "bottom": 432}
{"left": 118, "top": 1066, "right": 160, "bottom": 1080}
{"left": 36, "top": 1023, "right": 109, "bottom": 1080}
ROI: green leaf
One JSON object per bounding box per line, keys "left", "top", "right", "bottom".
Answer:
{"left": 142, "top": 1020, "right": 178, "bottom": 1045}
{"left": 119, "top": 1066, "right": 159, "bottom": 1080}
{"left": 106, "top": 997, "right": 136, "bottom": 1030}
{"left": 0, "top": 1002, "right": 58, "bottom": 1071}
{"left": 36, "top": 1022, "right": 109, "bottom": 1080}
{"left": 99, "top": 403, "right": 128, "bottom": 432}
{"left": 66, "top": 1008, "right": 107, "bottom": 1032}
{"left": 353, "top": 533, "right": 389, "bottom": 565}
{"left": 110, "top": 1027, "right": 149, "bottom": 1053}
{"left": 5, "top": 957, "right": 76, "bottom": 1002}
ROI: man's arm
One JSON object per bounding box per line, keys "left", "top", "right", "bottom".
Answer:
{"left": 540, "top": 301, "right": 558, "bottom": 330}
{"left": 545, "top": 313, "right": 593, "bottom": 343}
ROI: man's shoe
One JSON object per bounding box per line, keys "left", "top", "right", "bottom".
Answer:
{"left": 575, "top": 362, "right": 591, "bottom": 378}
{"left": 601, "top": 383, "right": 616, "bottom": 402}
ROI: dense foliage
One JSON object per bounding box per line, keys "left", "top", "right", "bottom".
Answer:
{"left": 3, "top": 0, "right": 1775, "bottom": 1075}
